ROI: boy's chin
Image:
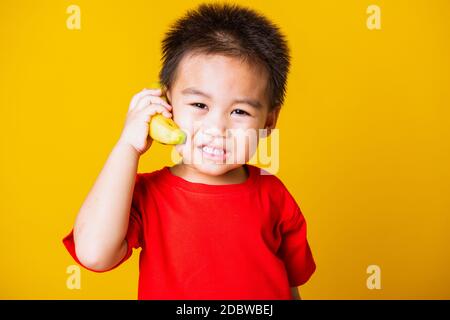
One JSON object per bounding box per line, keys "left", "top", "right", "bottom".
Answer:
{"left": 178, "top": 147, "right": 248, "bottom": 176}
{"left": 189, "top": 162, "right": 242, "bottom": 177}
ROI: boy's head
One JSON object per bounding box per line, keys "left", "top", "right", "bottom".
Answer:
{"left": 159, "top": 3, "right": 290, "bottom": 176}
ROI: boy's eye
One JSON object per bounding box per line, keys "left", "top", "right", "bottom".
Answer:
{"left": 231, "top": 109, "right": 250, "bottom": 116}
{"left": 190, "top": 103, "right": 207, "bottom": 109}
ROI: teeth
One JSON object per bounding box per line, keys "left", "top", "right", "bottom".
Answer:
{"left": 202, "top": 146, "right": 224, "bottom": 156}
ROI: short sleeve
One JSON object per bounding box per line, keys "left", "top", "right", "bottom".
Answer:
{"left": 278, "top": 204, "right": 316, "bottom": 287}
{"left": 62, "top": 173, "right": 145, "bottom": 272}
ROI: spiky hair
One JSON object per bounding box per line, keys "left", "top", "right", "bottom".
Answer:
{"left": 159, "top": 2, "right": 291, "bottom": 111}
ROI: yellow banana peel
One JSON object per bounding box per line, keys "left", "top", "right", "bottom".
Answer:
{"left": 149, "top": 114, "right": 186, "bottom": 145}
{"left": 148, "top": 82, "right": 186, "bottom": 145}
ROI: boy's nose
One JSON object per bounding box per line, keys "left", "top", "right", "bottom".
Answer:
{"left": 202, "top": 113, "right": 228, "bottom": 138}
{"left": 202, "top": 126, "right": 227, "bottom": 141}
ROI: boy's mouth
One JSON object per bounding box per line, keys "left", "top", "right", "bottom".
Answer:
{"left": 198, "top": 143, "right": 228, "bottom": 161}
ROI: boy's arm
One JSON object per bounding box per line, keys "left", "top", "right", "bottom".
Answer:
{"left": 290, "top": 286, "right": 301, "bottom": 300}
{"left": 73, "top": 142, "right": 140, "bottom": 271}
{"left": 72, "top": 88, "right": 172, "bottom": 272}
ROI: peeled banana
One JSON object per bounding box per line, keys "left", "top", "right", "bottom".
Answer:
{"left": 148, "top": 82, "right": 186, "bottom": 145}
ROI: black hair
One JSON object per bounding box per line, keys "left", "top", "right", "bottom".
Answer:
{"left": 159, "top": 2, "right": 291, "bottom": 111}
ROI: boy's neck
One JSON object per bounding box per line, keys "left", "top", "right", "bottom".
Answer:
{"left": 168, "top": 163, "right": 248, "bottom": 185}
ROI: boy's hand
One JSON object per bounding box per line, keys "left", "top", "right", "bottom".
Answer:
{"left": 118, "top": 87, "right": 173, "bottom": 156}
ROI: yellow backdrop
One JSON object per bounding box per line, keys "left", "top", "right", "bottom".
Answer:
{"left": 1, "top": 0, "right": 449, "bottom": 299}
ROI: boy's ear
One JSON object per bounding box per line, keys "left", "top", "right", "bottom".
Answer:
{"left": 165, "top": 89, "right": 172, "bottom": 105}
{"left": 262, "top": 106, "right": 281, "bottom": 138}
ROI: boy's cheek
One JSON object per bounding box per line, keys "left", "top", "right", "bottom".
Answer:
{"left": 173, "top": 126, "right": 198, "bottom": 161}
{"left": 173, "top": 111, "right": 199, "bottom": 137}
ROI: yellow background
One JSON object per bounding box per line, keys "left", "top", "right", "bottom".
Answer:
{"left": 1, "top": 0, "right": 449, "bottom": 299}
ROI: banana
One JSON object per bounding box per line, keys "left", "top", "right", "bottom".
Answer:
{"left": 148, "top": 82, "right": 186, "bottom": 145}
{"left": 149, "top": 114, "right": 186, "bottom": 145}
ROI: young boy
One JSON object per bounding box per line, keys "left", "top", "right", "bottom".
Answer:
{"left": 62, "top": 2, "right": 316, "bottom": 300}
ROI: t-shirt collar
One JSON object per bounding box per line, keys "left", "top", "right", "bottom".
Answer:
{"left": 159, "top": 163, "right": 259, "bottom": 194}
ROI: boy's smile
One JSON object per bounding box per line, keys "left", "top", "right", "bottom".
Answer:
{"left": 166, "top": 52, "right": 280, "bottom": 184}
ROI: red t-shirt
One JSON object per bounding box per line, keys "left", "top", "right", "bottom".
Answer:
{"left": 62, "top": 164, "right": 316, "bottom": 299}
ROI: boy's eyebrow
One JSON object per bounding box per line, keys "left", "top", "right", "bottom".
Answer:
{"left": 181, "top": 87, "right": 262, "bottom": 109}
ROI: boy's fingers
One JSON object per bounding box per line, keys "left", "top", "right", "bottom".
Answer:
{"left": 141, "top": 87, "right": 162, "bottom": 93}
{"left": 144, "top": 103, "right": 170, "bottom": 114}
{"left": 129, "top": 88, "right": 163, "bottom": 112}
{"left": 136, "top": 94, "right": 172, "bottom": 112}
{"left": 143, "top": 103, "right": 172, "bottom": 118}
{"left": 135, "top": 89, "right": 162, "bottom": 104}
{"left": 149, "top": 105, "right": 172, "bottom": 118}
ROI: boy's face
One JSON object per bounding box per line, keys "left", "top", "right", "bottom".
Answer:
{"left": 166, "top": 52, "right": 280, "bottom": 177}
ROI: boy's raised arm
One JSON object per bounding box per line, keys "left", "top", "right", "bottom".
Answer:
{"left": 72, "top": 87, "right": 173, "bottom": 271}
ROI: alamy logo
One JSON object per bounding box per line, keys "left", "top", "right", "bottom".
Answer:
{"left": 366, "top": 264, "right": 381, "bottom": 290}
{"left": 66, "top": 5, "right": 81, "bottom": 30}
{"left": 366, "top": 5, "right": 381, "bottom": 30}
{"left": 66, "top": 265, "right": 81, "bottom": 289}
